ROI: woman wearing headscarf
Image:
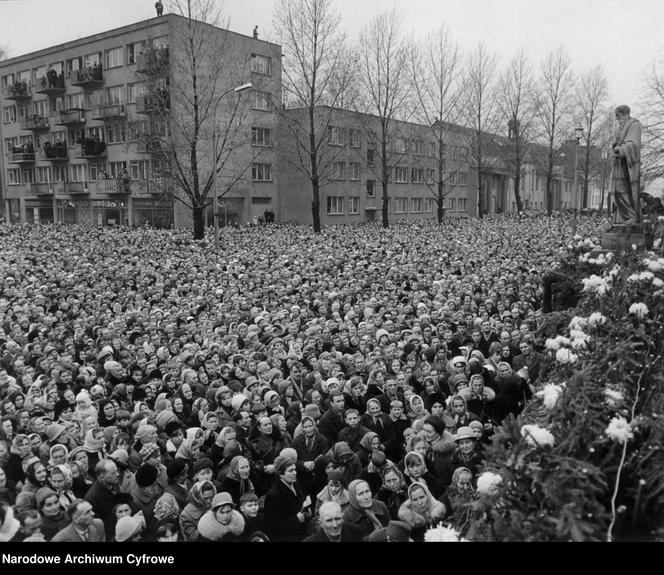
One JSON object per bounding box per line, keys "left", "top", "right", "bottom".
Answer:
{"left": 375, "top": 465, "right": 408, "bottom": 520}
{"left": 109, "top": 383, "right": 132, "bottom": 412}
{"left": 360, "top": 398, "right": 394, "bottom": 445}
{"left": 442, "top": 466, "right": 475, "bottom": 524}
{"left": 199, "top": 412, "right": 221, "bottom": 454}
{"left": 407, "top": 395, "right": 430, "bottom": 425}
{"left": 20, "top": 459, "right": 48, "bottom": 494}
{"left": 270, "top": 413, "right": 293, "bottom": 448}
{"left": 219, "top": 455, "right": 255, "bottom": 506}
{"left": 398, "top": 481, "right": 447, "bottom": 542}
{"left": 356, "top": 431, "right": 383, "bottom": 468}
{"left": 153, "top": 492, "right": 180, "bottom": 526}
{"left": 247, "top": 416, "right": 285, "bottom": 496}
{"left": 341, "top": 479, "right": 390, "bottom": 538}
{"left": 73, "top": 391, "right": 97, "bottom": 425}
{"left": 175, "top": 427, "right": 205, "bottom": 477}
{"left": 263, "top": 390, "right": 284, "bottom": 418}
{"left": 187, "top": 397, "right": 209, "bottom": 428}
{"left": 401, "top": 450, "right": 444, "bottom": 499}
{"left": 446, "top": 394, "right": 479, "bottom": 433}
{"left": 179, "top": 480, "right": 217, "bottom": 541}
{"left": 422, "top": 377, "right": 447, "bottom": 412}
{"left": 209, "top": 425, "right": 239, "bottom": 469}
{"left": 314, "top": 469, "right": 350, "bottom": 517}
{"left": 492, "top": 362, "right": 531, "bottom": 422}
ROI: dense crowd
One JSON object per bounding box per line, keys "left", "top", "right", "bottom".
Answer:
{"left": 0, "top": 215, "right": 603, "bottom": 542}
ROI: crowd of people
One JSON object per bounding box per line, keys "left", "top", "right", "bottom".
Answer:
{"left": 0, "top": 215, "right": 603, "bottom": 543}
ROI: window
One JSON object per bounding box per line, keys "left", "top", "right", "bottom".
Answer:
{"left": 394, "top": 167, "right": 408, "bottom": 183}
{"left": 327, "top": 126, "right": 345, "bottom": 146}
{"left": 84, "top": 52, "right": 101, "bottom": 67}
{"left": 450, "top": 172, "right": 468, "bottom": 186}
{"left": 411, "top": 168, "right": 424, "bottom": 184}
{"left": 349, "top": 129, "right": 361, "bottom": 148}
{"left": 22, "top": 169, "right": 35, "bottom": 184}
{"left": 86, "top": 126, "right": 103, "bottom": 140}
{"left": 33, "top": 100, "right": 48, "bottom": 117}
{"left": 106, "top": 86, "right": 124, "bottom": 105}
{"left": 251, "top": 54, "right": 271, "bottom": 76}
{"left": 412, "top": 140, "right": 425, "bottom": 156}
{"left": 128, "top": 120, "right": 147, "bottom": 141}
{"left": 2, "top": 74, "right": 14, "bottom": 88}
{"left": 394, "top": 198, "right": 408, "bottom": 213}
{"left": 36, "top": 166, "right": 50, "bottom": 183}
{"left": 66, "top": 93, "right": 85, "bottom": 110}
{"left": 410, "top": 198, "right": 423, "bottom": 213}
{"left": 252, "top": 163, "right": 272, "bottom": 182}
{"left": 349, "top": 197, "right": 359, "bottom": 214}
{"left": 108, "top": 162, "right": 127, "bottom": 178}
{"left": 127, "top": 42, "right": 143, "bottom": 65}
{"left": 127, "top": 83, "right": 143, "bottom": 104}
{"left": 348, "top": 162, "right": 360, "bottom": 181}
{"left": 426, "top": 141, "right": 436, "bottom": 157}
{"left": 425, "top": 168, "right": 436, "bottom": 183}
{"left": 447, "top": 197, "right": 456, "bottom": 211}
{"left": 51, "top": 131, "right": 66, "bottom": 144}
{"left": 130, "top": 160, "right": 149, "bottom": 179}
{"left": 331, "top": 161, "right": 346, "bottom": 180}
{"left": 251, "top": 197, "right": 272, "bottom": 205}
{"left": 70, "top": 164, "right": 86, "bottom": 182}
{"left": 367, "top": 149, "right": 375, "bottom": 166}
{"left": 66, "top": 57, "right": 82, "bottom": 74}
{"left": 5, "top": 137, "right": 18, "bottom": 153}
{"left": 366, "top": 180, "right": 376, "bottom": 197}
{"left": 53, "top": 165, "right": 68, "bottom": 182}
{"left": 19, "top": 135, "right": 33, "bottom": 146}
{"left": 326, "top": 196, "right": 344, "bottom": 215}
{"left": 251, "top": 91, "right": 271, "bottom": 111}
{"left": 7, "top": 168, "right": 20, "bottom": 185}
{"left": 3, "top": 106, "right": 16, "bottom": 124}
{"left": 251, "top": 127, "right": 272, "bottom": 147}
{"left": 106, "top": 123, "right": 127, "bottom": 144}
{"left": 425, "top": 198, "right": 434, "bottom": 212}
{"left": 105, "top": 47, "right": 123, "bottom": 69}
{"left": 89, "top": 163, "right": 106, "bottom": 181}
{"left": 33, "top": 66, "right": 47, "bottom": 84}
{"left": 458, "top": 198, "right": 467, "bottom": 212}
{"left": 395, "top": 138, "right": 409, "bottom": 154}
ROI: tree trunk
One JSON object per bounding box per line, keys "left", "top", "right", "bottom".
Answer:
{"left": 437, "top": 193, "right": 445, "bottom": 224}
{"left": 312, "top": 178, "right": 321, "bottom": 233}
{"left": 514, "top": 170, "right": 523, "bottom": 213}
{"left": 477, "top": 166, "right": 484, "bottom": 219}
{"left": 193, "top": 205, "right": 205, "bottom": 240}
{"left": 382, "top": 179, "right": 389, "bottom": 228}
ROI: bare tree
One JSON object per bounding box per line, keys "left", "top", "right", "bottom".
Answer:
{"left": 356, "top": 8, "right": 412, "bottom": 228}
{"left": 575, "top": 65, "right": 609, "bottom": 209}
{"left": 408, "top": 25, "right": 464, "bottom": 223}
{"left": 497, "top": 49, "right": 537, "bottom": 213}
{"left": 640, "top": 55, "right": 664, "bottom": 178}
{"left": 459, "top": 42, "right": 500, "bottom": 219}
{"left": 143, "top": 0, "right": 263, "bottom": 239}
{"left": 273, "top": 0, "right": 354, "bottom": 233}
{"left": 593, "top": 108, "right": 617, "bottom": 215}
{"left": 533, "top": 47, "right": 576, "bottom": 215}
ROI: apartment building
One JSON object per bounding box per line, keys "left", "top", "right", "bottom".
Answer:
{"left": 0, "top": 14, "right": 281, "bottom": 227}
{"left": 277, "top": 107, "right": 477, "bottom": 225}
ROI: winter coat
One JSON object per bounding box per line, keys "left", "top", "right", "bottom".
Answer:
{"left": 263, "top": 477, "right": 310, "bottom": 542}
{"left": 197, "top": 509, "right": 245, "bottom": 541}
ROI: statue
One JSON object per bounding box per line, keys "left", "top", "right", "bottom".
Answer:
{"left": 611, "top": 105, "right": 641, "bottom": 227}
{"left": 155, "top": 1, "right": 164, "bottom": 17}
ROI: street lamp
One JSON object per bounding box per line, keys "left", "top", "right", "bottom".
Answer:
{"left": 573, "top": 126, "right": 583, "bottom": 218}
{"left": 212, "top": 82, "right": 253, "bottom": 249}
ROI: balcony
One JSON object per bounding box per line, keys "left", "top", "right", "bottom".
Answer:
{"left": 136, "top": 138, "right": 165, "bottom": 155}
{"left": 62, "top": 182, "right": 89, "bottom": 195}
{"left": 34, "top": 73, "right": 66, "bottom": 96}
{"left": 79, "top": 138, "right": 107, "bottom": 159}
{"left": 132, "top": 177, "right": 173, "bottom": 196}
{"left": 92, "top": 103, "right": 127, "bottom": 121}
{"left": 69, "top": 65, "right": 103, "bottom": 88}
{"left": 21, "top": 115, "right": 50, "bottom": 132}
{"left": 8, "top": 148, "right": 36, "bottom": 164}
{"left": 54, "top": 109, "right": 86, "bottom": 126}
{"left": 31, "top": 183, "right": 54, "bottom": 196}
{"left": 135, "top": 92, "right": 170, "bottom": 115}
{"left": 3, "top": 81, "right": 32, "bottom": 101}
{"left": 40, "top": 142, "right": 68, "bottom": 162}
{"left": 136, "top": 47, "right": 170, "bottom": 74}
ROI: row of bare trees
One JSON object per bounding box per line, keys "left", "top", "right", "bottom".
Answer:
{"left": 273, "top": 1, "right": 619, "bottom": 231}
{"left": 146, "top": 0, "right": 621, "bottom": 238}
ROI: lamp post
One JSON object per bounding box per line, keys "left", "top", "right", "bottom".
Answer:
{"left": 573, "top": 126, "right": 583, "bottom": 219}
{"left": 211, "top": 82, "right": 253, "bottom": 249}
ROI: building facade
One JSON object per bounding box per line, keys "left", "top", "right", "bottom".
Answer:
{"left": 0, "top": 14, "right": 282, "bottom": 227}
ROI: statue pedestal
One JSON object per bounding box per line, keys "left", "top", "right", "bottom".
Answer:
{"left": 602, "top": 227, "right": 648, "bottom": 251}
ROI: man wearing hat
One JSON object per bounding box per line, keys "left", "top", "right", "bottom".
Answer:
{"left": 164, "top": 459, "right": 191, "bottom": 509}
{"left": 303, "top": 501, "right": 363, "bottom": 542}
{"left": 131, "top": 463, "right": 162, "bottom": 534}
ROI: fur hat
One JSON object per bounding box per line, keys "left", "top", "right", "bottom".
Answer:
{"left": 166, "top": 459, "right": 187, "bottom": 480}
{"left": 35, "top": 487, "right": 57, "bottom": 509}
{"left": 109, "top": 449, "right": 130, "bottom": 469}
{"left": 193, "top": 458, "right": 214, "bottom": 474}
{"left": 135, "top": 464, "right": 159, "bottom": 488}
{"left": 115, "top": 515, "right": 142, "bottom": 542}
{"left": 231, "top": 394, "right": 248, "bottom": 412}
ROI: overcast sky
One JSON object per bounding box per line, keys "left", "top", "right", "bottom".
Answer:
{"left": 1, "top": 0, "right": 662, "bottom": 109}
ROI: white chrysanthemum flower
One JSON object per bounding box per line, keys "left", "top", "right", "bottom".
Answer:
{"left": 605, "top": 416, "right": 634, "bottom": 444}
{"left": 653, "top": 278, "right": 664, "bottom": 288}
{"left": 556, "top": 348, "right": 578, "bottom": 364}
{"left": 604, "top": 389, "right": 624, "bottom": 407}
{"left": 476, "top": 472, "right": 503, "bottom": 495}
{"left": 424, "top": 523, "right": 466, "bottom": 542}
{"left": 629, "top": 303, "right": 649, "bottom": 319}
{"left": 555, "top": 335, "right": 571, "bottom": 347}
{"left": 536, "top": 383, "right": 563, "bottom": 410}
{"left": 569, "top": 316, "right": 588, "bottom": 331}
{"left": 544, "top": 338, "right": 560, "bottom": 351}
{"left": 644, "top": 258, "right": 664, "bottom": 272}
{"left": 521, "top": 424, "right": 556, "bottom": 448}
{"left": 628, "top": 271, "right": 654, "bottom": 283}
{"left": 587, "top": 312, "right": 607, "bottom": 328}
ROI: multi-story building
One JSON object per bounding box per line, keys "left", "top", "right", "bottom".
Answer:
{"left": 0, "top": 14, "right": 281, "bottom": 227}
{"left": 277, "top": 107, "right": 477, "bottom": 224}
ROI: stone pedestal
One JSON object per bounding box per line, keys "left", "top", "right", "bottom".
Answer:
{"left": 602, "top": 223, "right": 650, "bottom": 251}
